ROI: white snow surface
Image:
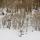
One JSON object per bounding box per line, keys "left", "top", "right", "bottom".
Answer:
{"left": 0, "top": 29, "right": 40, "bottom": 40}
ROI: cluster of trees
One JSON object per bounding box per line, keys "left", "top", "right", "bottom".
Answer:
{"left": 0, "top": 0, "right": 40, "bottom": 11}
{"left": 2, "top": 8, "right": 25, "bottom": 30}
{"left": 31, "top": 10, "right": 40, "bottom": 31}
{"left": 1, "top": 8, "right": 26, "bottom": 37}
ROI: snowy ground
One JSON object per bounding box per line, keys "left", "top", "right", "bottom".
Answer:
{"left": 0, "top": 29, "right": 40, "bottom": 40}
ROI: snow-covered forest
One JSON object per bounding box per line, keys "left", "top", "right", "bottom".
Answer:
{"left": 0, "top": 8, "right": 40, "bottom": 33}
{"left": 0, "top": 0, "right": 40, "bottom": 37}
